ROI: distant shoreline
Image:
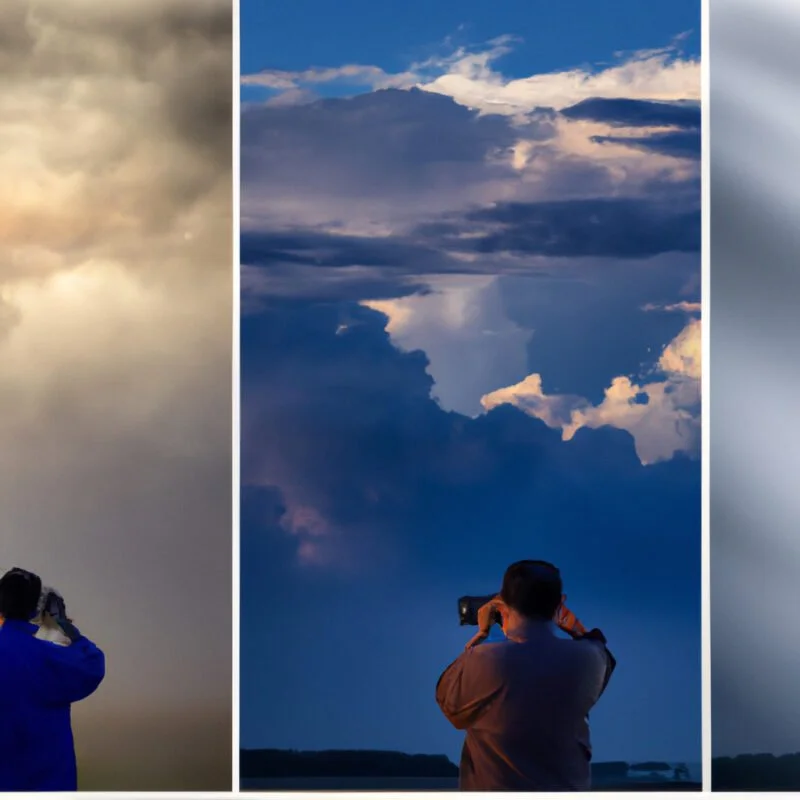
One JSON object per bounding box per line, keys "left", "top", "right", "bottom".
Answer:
{"left": 241, "top": 777, "right": 702, "bottom": 792}
{"left": 240, "top": 749, "right": 702, "bottom": 791}
{"left": 241, "top": 749, "right": 800, "bottom": 791}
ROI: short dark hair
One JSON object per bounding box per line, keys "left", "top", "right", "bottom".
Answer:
{"left": 500, "top": 560, "right": 563, "bottom": 620}
{"left": 0, "top": 567, "right": 42, "bottom": 621}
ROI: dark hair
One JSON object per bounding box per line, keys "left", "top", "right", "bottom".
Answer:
{"left": 500, "top": 560, "right": 563, "bottom": 620}
{"left": 0, "top": 567, "right": 42, "bottom": 621}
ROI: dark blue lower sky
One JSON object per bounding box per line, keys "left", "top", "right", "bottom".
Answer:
{"left": 240, "top": 299, "right": 701, "bottom": 763}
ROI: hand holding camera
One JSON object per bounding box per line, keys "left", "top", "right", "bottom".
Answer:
{"left": 43, "top": 590, "right": 67, "bottom": 621}
{"left": 553, "top": 594, "right": 587, "bottom": 639}
{"left": 465, "top": 596, "right": 506, "bottom": 650}
{"left": 41, "top": 589, "right": 81, "bottom": 644}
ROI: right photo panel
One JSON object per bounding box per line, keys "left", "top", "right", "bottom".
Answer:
{"left": 239, "top": 0, "right": 703, "bottom": 793}
{"left": 710, "top": 0, "right": 800, "bottom": 792}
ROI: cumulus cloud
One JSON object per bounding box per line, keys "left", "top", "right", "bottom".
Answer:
{"left": 360, "top": 274, "right": 702, "bottom": 465}
{"left": 241, "top": 37, "right": 700, "bottom": 236}
{"left": 418, "top": 40, "right": 699, "bottom": 116}
{"left": 361, "top": 276, "right": 532, "bottom": 416}
{"left": 482, "top": 318, "right": 702, "bottom": 464}
{"left": 241, "top": 31, "right": 701, "bottom": 491}
{"left": 1, "top": 0, "right": 230, "bottom": 790}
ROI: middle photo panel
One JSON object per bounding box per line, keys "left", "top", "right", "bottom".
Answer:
{"left": 238, "top": 0, "right": 703, "bottom": 793}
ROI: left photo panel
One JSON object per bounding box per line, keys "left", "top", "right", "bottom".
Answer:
{"left": 0, "top": 0, "right": 232, "bottom": 792}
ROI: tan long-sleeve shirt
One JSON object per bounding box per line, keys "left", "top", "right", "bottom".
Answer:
{"left": 436, "top": 620, "right": 614, "bottom": 791}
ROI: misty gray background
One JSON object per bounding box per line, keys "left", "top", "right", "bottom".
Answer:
{"left": 0, "top": 0, "right": 232, "bottom": 790}
{"left": 711, "top": 0, "right": 800, "bottom": 759}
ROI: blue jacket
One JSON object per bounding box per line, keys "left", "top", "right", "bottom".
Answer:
{"left": 0, "top": 619, "right": 106, "bottom": 791}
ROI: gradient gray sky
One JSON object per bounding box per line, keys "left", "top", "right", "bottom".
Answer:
{"left": 711, "top": 0, "right": 800, "bottom": 761}
{"left": 0, "top": 0, "right": 231, "bottom": 790}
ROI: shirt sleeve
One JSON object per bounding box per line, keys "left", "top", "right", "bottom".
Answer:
{"left": 38, "top": 635, "right": 106, "bottom": 707}
{"left": 435, "top": 645, "right": 503, "bottom": 730}
{"left": 599, "top": 646, "right": 616, "bottom": 695}
{"left": 581, "top": 630, "right": 616, "bottom": 699}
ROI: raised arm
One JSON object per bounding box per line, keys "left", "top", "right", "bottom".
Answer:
{"left": 555, "top": 597, "right": 616, "bottom": 697}
{"left": 436, "top": 647, "right": 503, "bottom": 730}
{"left": 37, "top": 623, "right": 106, "bottom": 707}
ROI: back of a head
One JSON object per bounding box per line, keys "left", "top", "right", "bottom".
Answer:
{"left": 501, "top": 560, "right": 563, "bottom": 621}
{"left": 0, "top": 567, "right": 42, "bottom": 621}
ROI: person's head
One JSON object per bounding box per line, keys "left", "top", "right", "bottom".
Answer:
{"left": 0, "top": 567, "right": 42, "bottom": 622}
{"left": 499, "top": 560, "right": 563, "bottom": 629}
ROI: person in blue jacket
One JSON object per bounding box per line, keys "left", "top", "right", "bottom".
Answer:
{"left": 0, "top": 567, "right": 106, "bottom": 791}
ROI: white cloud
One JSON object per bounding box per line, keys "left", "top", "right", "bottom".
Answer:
{"left": 362, "top": 276, "right": 532, "bottom": 417}
{"left": 657, "top": 316, "right": 701, "bottom": 379}
{"left": 415, "top": 41, "right": 701, "bottom": 196}
{"left": 505, "top": 115, "right": 698, "bottom": 200}
{"left": 242, "top": 63, "right": 419, "bottom": 92}
{"left": 643, "top": 300, "right": 702, "bottom": 313}
{"left": 360, "top": 275, "right": 702, "bottom": 464}
{"left": 244, "top": 35, "right": 699, "bottom": 117}
{"left": 419, "top": 45, "right": 699, "bottom": 116}
{"left": 477, "top": 373, "right": 583, "bottom": 428}
{"left": 482, "top": 318, "right": 702, "bottom": 464}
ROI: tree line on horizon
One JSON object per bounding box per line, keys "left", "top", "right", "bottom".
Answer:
{"left": 712, "top": 752, "right": 800, "bottom": 791}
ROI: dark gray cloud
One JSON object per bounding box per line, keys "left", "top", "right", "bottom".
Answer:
{"left": 242, "top": 300, "right": 699, "bottom": 582}
{"left": 592, "top": 131, "right": 700, "bottom": 159}
{"left": 428, "top": 197, "right": 700, "bottom": 258}
{"left": 241, "top": 88, "right": 699, "bottom": 266}
{"left": 559, "top": 98, "right": 700, "bottom": 160}
{"left": 241, "top": 88, "right": 533, "bottom": 224}
{"left": 561, "top": 97, "right": 700, "bottom": 128}
{"left": 241, "top": 229, "right": 460, "bottom": 272}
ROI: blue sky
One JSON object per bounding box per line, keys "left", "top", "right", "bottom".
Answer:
{"left": 240, "top": 0, "right": 702, "bottom": 769}
{"left": 241, "top": 0, "right": 700, "bottom": 101}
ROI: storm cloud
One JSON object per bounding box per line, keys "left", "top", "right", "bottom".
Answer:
{"left": 1, "top": 0, "right": 231, "bottom": 790}
{"left": 240, "top": 300, "right": 701, "bottom": 762}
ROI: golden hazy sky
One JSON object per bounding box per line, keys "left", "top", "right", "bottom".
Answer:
{"left": 0, "top": 0, "right": 232, "bottom": 790}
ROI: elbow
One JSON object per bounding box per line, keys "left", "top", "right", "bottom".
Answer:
{"left": 437, "top": 700, "right": 469, "bottom": 730}
{"left": 84, "top": 653, "right": 107, "bottom": 696}
{"left": 584, "top": 628, "right": 607, "bottom": 645}
{"left": 446, "top": 711, "right": 470, "bottom": 730}
{"left": 76, "top": 672, "right": 105, "bottom": 703}
{"left": 94, "top": 658, "right": 107, "bottom": 689}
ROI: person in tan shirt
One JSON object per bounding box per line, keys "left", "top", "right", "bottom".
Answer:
{"left": 436, "top": 560, "right": 615, "bottom": 791}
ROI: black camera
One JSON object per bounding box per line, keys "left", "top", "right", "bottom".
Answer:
{"left": 42, "top": 590, "right": 66, "bottom": 621}
{"left": 458, "top": 595, "right": 503, "bottom": 627}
